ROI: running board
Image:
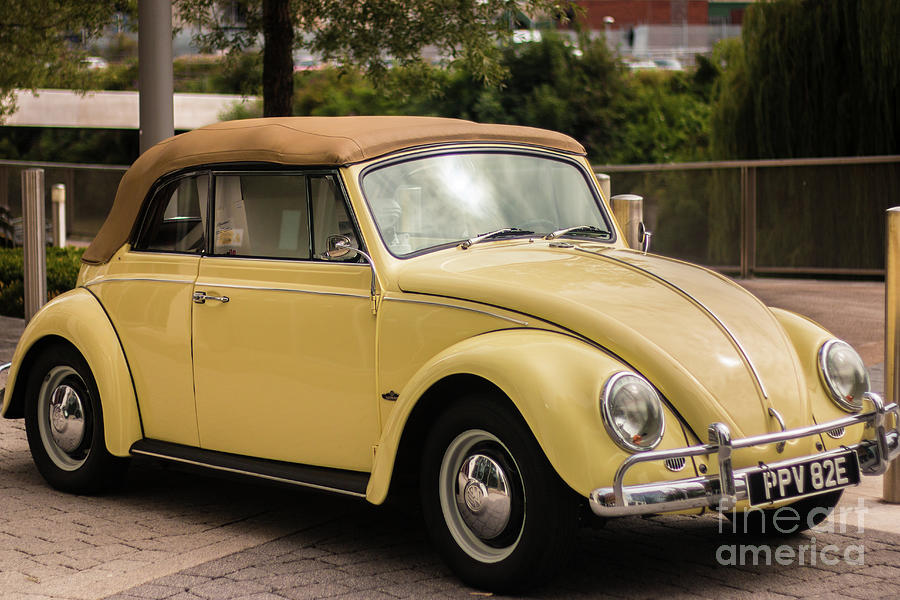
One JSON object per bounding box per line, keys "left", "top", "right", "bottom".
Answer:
{"left": 130, "top": 439, "right": 369, "bottom": 497}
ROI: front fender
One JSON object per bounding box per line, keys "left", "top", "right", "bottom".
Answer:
{"left": 1, "top": 288, "right": 142, "bottom": 456}
{"left": 770, "top": 307, "right": 867, "bottom": 448}
{"left": 367, "top": 328, "right": 689, "bottom": 504}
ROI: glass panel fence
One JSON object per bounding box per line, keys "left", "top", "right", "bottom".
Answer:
{"left": 0, "top": 162, "right": 127, "bottom": 243}
{"left": 600, "top": 157, "right": 900, "bottom": 275}
{"left": 599, "top": 167, "right": 741, "bottom": 269}
{"left": 755, "top": 162, "right": 900, "bottom": 272}
{"left": 2, "top": 157, "right": 898, "bottom": 276}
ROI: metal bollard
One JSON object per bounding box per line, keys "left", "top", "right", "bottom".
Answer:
{"left": 611, "top": 194, "right": 643, "bottom": 250}
{"left": 596, "top": 173, "right": 611, "bottom": 201}
{"left": 21, "top": 168, "right": 47, "bottom": 323}
{"left": 884, "top": 207, "right": 900, "bottom": 503}
{"left": 51, "top": 184, "right": 66, "bottom": 247}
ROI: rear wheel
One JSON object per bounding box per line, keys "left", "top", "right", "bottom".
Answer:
{"left": 24, "top": 344, "right": 129, "bottom": 493}
{"left": 420, "top": 395, "right": 577, "bottom": 592}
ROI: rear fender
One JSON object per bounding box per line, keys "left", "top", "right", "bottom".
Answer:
{"left": 1, "top": 288, "right": 142, "bottom": 456}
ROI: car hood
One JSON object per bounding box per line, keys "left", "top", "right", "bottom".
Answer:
{"left": 396, "top": 243, "right": 811, "bottom": 441}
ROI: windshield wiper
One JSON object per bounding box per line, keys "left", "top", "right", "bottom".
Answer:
{"left": 544, "top": 225, "right": 610, "bottom": 240}
{"left": 459, "top": 227, "right": 535, "bottom": 250}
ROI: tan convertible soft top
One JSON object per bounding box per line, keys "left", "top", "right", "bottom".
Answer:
{"left": 83, "top": 116, "right": 586, "bottom": 264}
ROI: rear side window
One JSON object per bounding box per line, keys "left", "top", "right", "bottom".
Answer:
{"left": 135, "top": 174, "right": 209, "bottom": 254}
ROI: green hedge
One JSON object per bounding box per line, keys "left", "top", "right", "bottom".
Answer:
{"left": 0, "top": 247, "right": 84, "bottom": 318}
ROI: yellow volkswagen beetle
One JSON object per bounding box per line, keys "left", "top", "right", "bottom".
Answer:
{"left": 1, "top": 117, "right": 898, "bottom": 591}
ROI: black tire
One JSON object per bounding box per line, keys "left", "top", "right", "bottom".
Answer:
{"left": 24, "top": 344, "right": 129, "bottom": 494}
{"left": 420, "top": 395, "right": 577, "bottom": 593}
{"left": 729, "top": 490, "right": 844, "bottom": 536}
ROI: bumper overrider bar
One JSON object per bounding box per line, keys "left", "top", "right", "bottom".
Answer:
{"left": 590, "top": 393, "right": 900, "bottom": 517}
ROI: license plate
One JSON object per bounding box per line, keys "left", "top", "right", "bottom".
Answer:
{"left": 746, "top": 450, "right": 860, "bottom": 505}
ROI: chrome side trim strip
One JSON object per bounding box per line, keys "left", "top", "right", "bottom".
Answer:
{"left": 384, "top": 297, "right": 529, "bottom": 326}
{"left": 86, "top": 278, "right": 369, "bottom": 300}
{"left": 129, "top": 448, "right": 368, "bottom": 498}
{"left": 575, "top": 247, "right": 769, "bottom": 399}
{"left": 84, "top": 278, "right": 194, "bottom": 286}
{"left": 194, "top": 282, "right": 369, "bottom": 300}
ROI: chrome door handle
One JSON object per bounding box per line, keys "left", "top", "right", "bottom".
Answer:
{"left": 192, "top": 291, "right": 230, "bottom": 304}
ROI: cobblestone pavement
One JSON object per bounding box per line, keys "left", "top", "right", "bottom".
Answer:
{"left": 2, "top": 282, "right": 900, "bottom": 600}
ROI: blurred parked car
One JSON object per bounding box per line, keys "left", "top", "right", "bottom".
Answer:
{"left": 653, "top": 57, "right": 684, "bottom": 70}
{"left": 627, "top": 59, "right": 658, "bottom": 70}
{"left": 82, "top": 56, "right": 109, "bottom": 70}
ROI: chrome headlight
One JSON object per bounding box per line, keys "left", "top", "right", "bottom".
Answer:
{"left": 818, "top": 339, "right": 869, "bottom": 412}
{"left": 601, "top": 372, "right": 665, "bottom": 452}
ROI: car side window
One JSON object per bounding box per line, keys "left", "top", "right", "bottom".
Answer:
{"left": 213, "top": 172, "right": 360, "bottom": 261}
{"left": 136, "top": 174, "right": 209, "bottom": 253}
{"left": 311, "top": 175, "right": 360, "bottom": 261}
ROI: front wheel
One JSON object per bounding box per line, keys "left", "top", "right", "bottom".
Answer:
{"left": 24, "top": 344, "right": 129, "bottom": 494}
{"left": 420, "top": 396, "right": 577, "bottom": 592}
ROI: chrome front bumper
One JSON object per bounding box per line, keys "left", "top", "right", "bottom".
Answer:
{"left": 590, "top": 393, "right": 900, "bottom": 517}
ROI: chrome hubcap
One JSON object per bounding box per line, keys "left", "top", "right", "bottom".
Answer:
{"left": 456, "top": 454, "right": 511, "bottom": 539}
{"left": 37, "top": 366, "right": 91, "bottom": 471}
{"left": 48, "top": 384, "right": 86, "bottom": 453}
{"left": 438, "top": 429, "right": 524, "bottom": 563}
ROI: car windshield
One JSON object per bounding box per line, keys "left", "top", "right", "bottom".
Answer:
{"left": 361, "top": 151, "right": 612, "bottom": 256}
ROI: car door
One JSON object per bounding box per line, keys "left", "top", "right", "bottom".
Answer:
{"left": 87, "top": 172, "right": 208, "bottom": 446}
{"left": 191, "top": 170, "right": 378, "bottom": 472}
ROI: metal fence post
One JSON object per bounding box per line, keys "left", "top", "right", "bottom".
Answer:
{"left": 22, "top": 168, "right": 46, "bottom": 322}
{"left": 611, "top": 194, "right": 643, "bottom": 249}
{"left": 0, "top": 167, "right": 8, "bottom": 210}
{"left": 884, "top": 207, "right": 900, "bottom": 503}
{"left": 740, "top": 166, "right": 757, "bottom": 278}
{"left": 51, "top": 183, "right": 66, "bottom": 247}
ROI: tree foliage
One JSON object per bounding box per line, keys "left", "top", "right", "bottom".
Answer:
{"left": 174, "top": 0, "right": 569, "bottom": 116}
{"left": 0, "top": 35, "right": 716, "bottom": 166}
{"left": 711, "top": 0, "right": 900, "bottom": 159}
{"left": 275, "top": 34, "right": 713, "bottom": 164}
{"left": 0, "top": 1, "right": 131, "bottom": 120}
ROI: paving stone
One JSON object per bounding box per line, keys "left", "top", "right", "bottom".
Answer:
{"left": 255, "top": 572, "right": 322, "bottom": 591}
{"left": 278, "top": 583, "right": 353, "bottom": 600}
{"left": 148, "top": 574, "right": 212, "bottom": 590}
{"left": 337, "top": 591, "right": 402, "bottom": 600}
{"left": 122, "top": 584, "right": 182, "bottom": 599}
{"left": 840, "top": 580, "right": 900, "bottom": 600}
{"left": 188, "top": 579, "right": 270, "bottom": 600}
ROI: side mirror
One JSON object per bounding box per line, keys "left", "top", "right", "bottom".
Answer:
{"left": 322, "top": 234, "right": 381, "bottom": 308}
{"left": 638, "top": 222, "right": 652, "bottom": 254}
{"left": 323, "top": 234, "right": 355, "bottom": 260}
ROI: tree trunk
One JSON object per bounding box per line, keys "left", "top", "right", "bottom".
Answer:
{"left": 262, "top": 0, "right": 294, "bottom": 117}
